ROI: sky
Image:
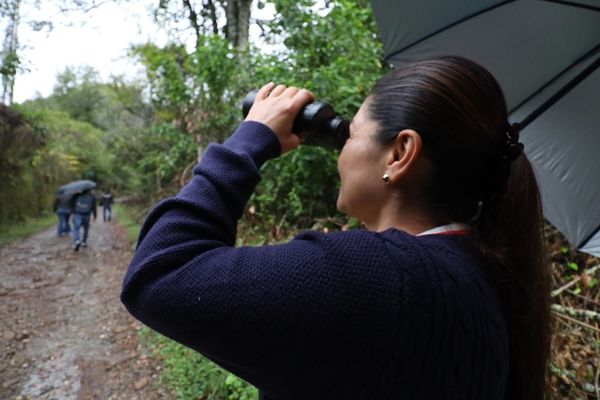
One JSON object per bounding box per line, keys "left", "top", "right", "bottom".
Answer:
{"left": 13, "top": 0, "right": 275, "bottom": 104}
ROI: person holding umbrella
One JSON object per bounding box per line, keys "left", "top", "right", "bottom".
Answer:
{"left": 122, "top": 57, "right": 551, "bottom": 399}
{"left": 71, "top": 188, "right": 97, "bottom": 251}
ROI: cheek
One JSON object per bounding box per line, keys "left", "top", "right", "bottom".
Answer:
{"left": 336, "top": 147, "right": 351, "bottom": 209}
{"left": 337, "top": 146, "right": 349, "bottom": 178}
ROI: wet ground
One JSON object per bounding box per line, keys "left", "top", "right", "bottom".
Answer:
{"left": 0, "top": 217, "right": 170, "bottom": 399}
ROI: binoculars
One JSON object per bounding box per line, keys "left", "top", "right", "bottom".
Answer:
{"left": 242, "top": 90, "right": 350, "bottom": 150}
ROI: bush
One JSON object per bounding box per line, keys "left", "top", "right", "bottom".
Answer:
{"left": 140, "top": 328, "right": 258, "bottom": 400}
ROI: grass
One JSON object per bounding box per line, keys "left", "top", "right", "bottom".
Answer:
{"left": 139, "top": 327, "right": 258, "bottom": 400}
{"left": 0, "top": 213, "right": 57, "bottom": 247}
{"left": 113, "top": 204, "right": 143, "bottom": 243}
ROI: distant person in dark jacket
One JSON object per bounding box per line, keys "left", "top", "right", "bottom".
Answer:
{"left": 122, "top": 58, "right": 551, "bottom": 400}
{"left": 101, "top": 191, "right": 114, "bottom": 222}
{"left": 52, "top": 194, "right": 72, "bottom": 237}
{"left": 71, "top": 189, "right": 97, "bottom": 251}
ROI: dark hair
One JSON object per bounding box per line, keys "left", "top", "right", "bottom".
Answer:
{"left": 368, "top": 56, "right": 551, "bottom": 400}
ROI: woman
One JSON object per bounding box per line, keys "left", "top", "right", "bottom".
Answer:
{"left": 121, "top": 56, "right": 551, "bottom": 399}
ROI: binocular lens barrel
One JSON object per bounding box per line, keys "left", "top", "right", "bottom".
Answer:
{"left": 242, "top": 90, "right": 349, "bottom": 150}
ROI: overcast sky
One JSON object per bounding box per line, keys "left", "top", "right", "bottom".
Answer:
{"left": 13, "top": 0, "right": 274, "bottom": 103}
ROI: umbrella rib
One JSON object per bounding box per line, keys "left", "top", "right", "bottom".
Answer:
{"left": 517, "top": 50, "right": 600, "bottom": 130}
{"left": 542, "top": 0, "right": 600, "bottom": 12}
{"left": 384, "top": 0, "right": 516, "bottom": 61}
{"left": 579, "top": 226, "right": 600, "bottom": 250}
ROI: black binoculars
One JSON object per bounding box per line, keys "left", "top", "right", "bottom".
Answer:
{"left": 242, "top": 90, "right": 350, "bottom": 150}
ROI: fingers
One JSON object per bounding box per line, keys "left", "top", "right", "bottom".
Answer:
{"left": 269, "top": 84, "right": 287, "bottom": 98}
{"left": 245, "top": 83, "right": 315, "bottom": 154}
{"left": 293, "top": 88, "right": 315, "bottom": 106}
{"left": 255, "top": 82, "right": 275, "bottom": 101}
{"left": 256, "top": 83, "right": 314, "bottom": 102}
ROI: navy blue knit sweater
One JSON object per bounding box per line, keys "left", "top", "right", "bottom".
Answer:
{"left": 121, "top": 121, "right": 509, "bottom": 400}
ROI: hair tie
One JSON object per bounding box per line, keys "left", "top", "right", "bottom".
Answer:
{"left": 502, "top": 122, "right": 524, "bottom": 161}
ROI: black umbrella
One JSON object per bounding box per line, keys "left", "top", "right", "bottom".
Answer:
{"left": 56, "top": 180, "right": 97, "bottom": 201}
{"left": 369, "top": 0, "right": 600, "bottom": 256}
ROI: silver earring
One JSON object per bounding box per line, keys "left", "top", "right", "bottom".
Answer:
{"left": 382, "top": 174, "right": 391, "bottom": 184}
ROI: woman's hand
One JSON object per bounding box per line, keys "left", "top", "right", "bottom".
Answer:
{"left": 244, "top": 82, "right": 315, "bottom": 153}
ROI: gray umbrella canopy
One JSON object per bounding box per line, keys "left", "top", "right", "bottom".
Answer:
{"left": 370, "top": 0, "right": 600, "bottom": 256}
{"left": 56, "top": 180, "right": 97, "bottom": 201}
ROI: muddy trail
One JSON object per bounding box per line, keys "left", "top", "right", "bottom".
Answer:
{"left": 0, "top": 216, "right": 170, "bottom": 399}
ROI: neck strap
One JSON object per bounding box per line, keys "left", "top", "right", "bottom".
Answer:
{"left": 417, "top": 223, "right": 471, "bottom": 236}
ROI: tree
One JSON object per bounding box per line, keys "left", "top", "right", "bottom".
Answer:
{"left": 134, "top": 35, "right": 243, "bottom": 162}
{"left": 154, "top": 0, "right": 253, "bottom": 54}
{"left": 0, "top": 0, "right": 21, "bottom": 104}
{"left": 0, "top": 0, "right": 117, "bottom": 105}
{"left": 245, "top": 0, "right": 386, "bottom": 225}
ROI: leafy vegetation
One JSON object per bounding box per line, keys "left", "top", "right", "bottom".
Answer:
{"left": 140, "top": 326, "right": 258, "bottom": 400}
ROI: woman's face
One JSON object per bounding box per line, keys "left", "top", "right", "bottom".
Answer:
{"left": 337, "top": 99, "right": 390, "bottom": 223}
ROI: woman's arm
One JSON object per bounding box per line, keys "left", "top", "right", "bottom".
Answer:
{"left": 121, "top": 90, "right": 402, "bottom": 399}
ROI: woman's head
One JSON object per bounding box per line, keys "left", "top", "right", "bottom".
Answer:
{"left": 367, "top": 56, "right": 514, "bottom": 223}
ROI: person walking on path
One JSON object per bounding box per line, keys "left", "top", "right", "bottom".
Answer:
{"left": 71, "top": 189, "right": 97, "bottom": 251}
{"left": 122, "top": 58, "right": 551, "bottom": 400}
{"left": 101, "top": 191, "right": 114, "bottom": 222}
{"left": 52, "top": 195, "right": 72, "bottom": 237}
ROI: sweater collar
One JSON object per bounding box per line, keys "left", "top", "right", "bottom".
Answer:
{"left": 417, "top": 223, "right": 472, "bottom": 236}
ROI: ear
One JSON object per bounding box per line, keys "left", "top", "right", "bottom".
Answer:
{"left": 384, "top": 129, "right": 423, "bottom": 183}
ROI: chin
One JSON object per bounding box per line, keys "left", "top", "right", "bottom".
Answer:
{"left": 336, "top": 194, "right": 345, "bottom": 213}
{"left": 336, "top": 198, "right": 352, "bottom": 218}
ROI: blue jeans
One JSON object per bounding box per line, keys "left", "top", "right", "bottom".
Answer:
{"left": 73, "top": 213, "right": 91, "bottom": 244}
{"left": 57, "top": 209, "right": 71, "bottom": 236}
{"left": 103, "top": 206, "right": 112, "bottom": 222}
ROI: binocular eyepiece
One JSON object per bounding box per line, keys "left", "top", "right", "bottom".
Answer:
{"left": 242, "top": 90, "right": 350, "bottom": 150}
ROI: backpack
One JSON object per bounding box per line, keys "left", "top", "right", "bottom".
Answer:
{"left": 75, "top": 193, "right": 94, "bottom": 214}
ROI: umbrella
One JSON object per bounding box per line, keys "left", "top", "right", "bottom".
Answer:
{"left": 369, "top": 0, "right": 600, "bottom": 257}
{"left": 56, "top": 180, "right": 97, "bottom": 201}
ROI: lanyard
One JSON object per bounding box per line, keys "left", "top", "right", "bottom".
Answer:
{"left": 417, "top": 223, "right": 471, "bottom": 236}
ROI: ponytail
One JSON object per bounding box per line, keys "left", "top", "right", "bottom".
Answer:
{"left": 477, "top": 154, "right": 551, "bottom": 400}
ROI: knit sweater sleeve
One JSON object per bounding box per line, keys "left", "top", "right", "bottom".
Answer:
{"left": 120, "top": 121, "right": 402, "bottom": 399}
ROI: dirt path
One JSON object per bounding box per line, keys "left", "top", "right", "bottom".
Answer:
{"left": 0, "top": 216, "right": 170, "bottom": 399}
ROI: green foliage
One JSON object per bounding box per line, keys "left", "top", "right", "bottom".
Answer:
{"left": 137, "top": 123, "right": 196, "bottom": 190}
{"left": 133, "top": 35, "right": 243, "bottom": 147}
{"left": 51, "top": 67, "right": 106, "bottom": 128}
{"left": 140, "top": 327, "right": 258, "bottom": 400}
{"left": 245, "top": 0, "right": 386, "bottom": 225}
{"left": 18, "top": 105, "right": 111, "bottom": 183}
{"left": 253, "top": 146, "right": 340, "bottom": 225}
{"left": 253, "top": 0, "right": 385, "bottom": 116}
{"left": 567, "top": 262, "right": 579, "bottom": 272}
{"left": 112, "top": 204, "right": 143, "bottom": 244}
{"left": 0, "top": 104, "right": 68, "bottom": 226}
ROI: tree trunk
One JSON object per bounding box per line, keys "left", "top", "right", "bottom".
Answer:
{"left": 196, "top": 133, "right": 206, "bottom": 163}
{"left": 1, "top": 0, "right": 20, "bottom": 105}
{"left": 225, "top": 0, "right": 252, "bottom": 54}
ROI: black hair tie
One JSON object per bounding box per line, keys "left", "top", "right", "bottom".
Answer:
{"left": 479, "top": 123, "right": 524, "bottom": 203}
{"left": 502, "top": 122, "right": 524, "bottom": 161}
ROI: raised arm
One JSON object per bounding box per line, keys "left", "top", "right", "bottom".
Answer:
{"left": 121, "top": 88, "right": 402, "bottom": 399}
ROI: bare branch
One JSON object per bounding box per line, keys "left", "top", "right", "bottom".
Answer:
{"left": 552, "top": 310, "right": 600, "bottom": 333}
{"left": 551, "top": 304, "right": 600, "bottom": 321}
{"left": 205, "top": 0, "right": 218, "bottom": 35}
{"left": 182, "top": 0, "right": 201, "bottom": 44}
{"left": 551, "top": 264, "right": 600, "bottom": 297}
